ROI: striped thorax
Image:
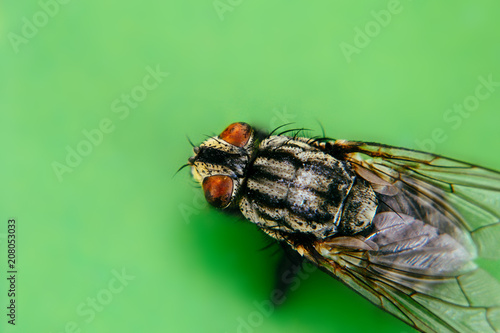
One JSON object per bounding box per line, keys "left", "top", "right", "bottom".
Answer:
{"left": 189, "top": 122, "right": 378, "bottom": 240}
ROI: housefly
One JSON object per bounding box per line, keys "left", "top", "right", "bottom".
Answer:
{"left": 187, "top": 122, "right": 500, "bottom": 333}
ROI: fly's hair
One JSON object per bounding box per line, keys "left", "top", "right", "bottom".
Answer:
{"left": 186, "top": 135, "right": 196, "bottom": 148}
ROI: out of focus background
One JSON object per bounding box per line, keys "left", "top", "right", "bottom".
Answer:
{"left": 1, "top": 1, "right": 499, "bottom": 332}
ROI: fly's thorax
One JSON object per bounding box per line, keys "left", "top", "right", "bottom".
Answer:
{"left": 189, "top": 122, "right": 257, "bottom": 209}
{"left": 239, "top": 136, "right": 378, "bottom": 239}
{"left": 338, "top": 177, "right": 378, "bottom": 235}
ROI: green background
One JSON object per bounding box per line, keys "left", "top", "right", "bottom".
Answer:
{"left": 1, "top": 1, "right": 500, "bottom": 332}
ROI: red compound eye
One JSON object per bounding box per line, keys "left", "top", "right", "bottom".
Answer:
{"left": 219, "top": 122, "right": 252, "bottom": 147}
{"left": 202, "top": 175, "right": 234, "bottom": 208}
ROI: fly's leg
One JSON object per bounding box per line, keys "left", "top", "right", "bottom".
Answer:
{"left": 269, "top": 244, "right": 305, "bottom": 306}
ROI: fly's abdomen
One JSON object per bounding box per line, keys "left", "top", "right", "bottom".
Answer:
{"left": 238, "top": 136, "right": 378, "bottom": 239}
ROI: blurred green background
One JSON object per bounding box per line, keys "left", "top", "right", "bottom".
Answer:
{"left": 1, "top": 1, "right": 500, "bottom": 332}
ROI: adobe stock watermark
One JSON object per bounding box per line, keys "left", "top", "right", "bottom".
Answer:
{"left": 49, "top": 267, "right": 135, "bottom": 333}
{"left": 178, "top": 187, "right": 208, "bottom": 224}
{"left": 51, "top": 65, "right": 169, "bottom": 182}
{"left": 213, "top": 0, "right": 244, "bottom": 21}
{"left": 269, "top": 106, "right": 297, "bottom": 131}
{"left": 339, "top": 0, "right": 410, "bottom": 64}
{"left": 8, "top": 0, "right": 73, "bottom": 54}
{"left": 414, "top": 74, "right": 499, "bottom": 153}
{"left": 230, "top": 261, "right": 318, "bottom": 333}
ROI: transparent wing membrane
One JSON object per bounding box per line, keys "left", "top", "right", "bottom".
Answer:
{"left": 341, "top": 141, "right": 500, "bottom": 260}
{"left": 304, "top": 141, "right": 500, "bottom": 333}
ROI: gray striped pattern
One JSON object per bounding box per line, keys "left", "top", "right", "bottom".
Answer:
{"left": 239, "top": 136, "right": 366, "bottom": 238}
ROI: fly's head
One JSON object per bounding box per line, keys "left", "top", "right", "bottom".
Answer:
{"left": 188, "top": 122, "right": 256, "bottom": 209}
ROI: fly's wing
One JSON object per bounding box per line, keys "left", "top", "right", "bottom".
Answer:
{"left": 305, "top": 140, "right": 500, "bottom": 333}
{"left": 335, "top": 140, "right": 500, "bottom": 260}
